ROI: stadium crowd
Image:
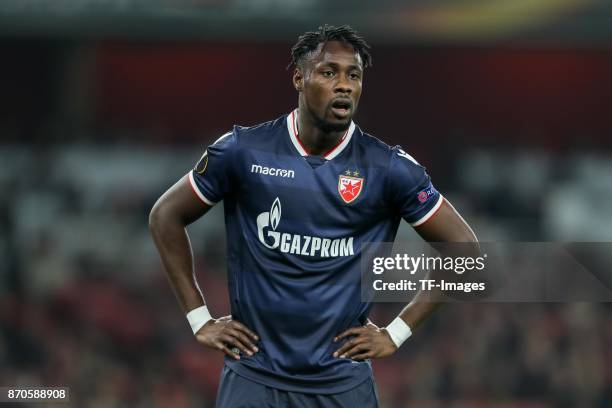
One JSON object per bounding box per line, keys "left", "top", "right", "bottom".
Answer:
{"left": 1, "top": 146, "right": 611, "bottom": 407}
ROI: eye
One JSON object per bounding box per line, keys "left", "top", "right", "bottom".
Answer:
{"left": 322, "top": 70, "right": 334, "bottom": 77}
{"left": 350, "top": 72, "right": 361, "bottom": 80}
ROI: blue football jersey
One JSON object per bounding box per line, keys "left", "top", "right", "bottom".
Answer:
{"left": 189, "top": 109, "right": 443, "bottom": 394}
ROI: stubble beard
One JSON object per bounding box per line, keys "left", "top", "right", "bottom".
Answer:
{"left": 301, "top": 95, "right": 353, "bottom": 134}
{"left": 312, "top": 107, "right": 352, "bottom": 133}
{"left": 318, "top": 119, "right": 351, "bottom": 133}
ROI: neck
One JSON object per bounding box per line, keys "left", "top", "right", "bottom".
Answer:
{"left": 296, "top": 107, "right": 348, "bottom": 156}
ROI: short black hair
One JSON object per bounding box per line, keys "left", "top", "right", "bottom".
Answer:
{"left": 290, "top": 24, "right": 372, "bottom": 70}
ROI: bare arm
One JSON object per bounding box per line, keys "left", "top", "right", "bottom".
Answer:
{"left": 149, "top": 174, "right": 259, "bottom": 359}
{"left": 149, "top": 174, "right": 212, "bottom": 313}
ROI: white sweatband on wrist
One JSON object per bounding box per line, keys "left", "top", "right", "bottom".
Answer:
{"left": 385, "top": 317, "right": 412, "bottom": 348}
{"left": 186, "top": 305, "right": 212, "bottom": 335}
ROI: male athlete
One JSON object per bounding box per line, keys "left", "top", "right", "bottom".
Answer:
{"left": 149, "top": 25, "right": 477, "bottom": 407}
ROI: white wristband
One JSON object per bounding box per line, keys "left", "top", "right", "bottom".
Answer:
{"left": 385, "top": 317, "right": 412, "bottom": 348}
{"left": 186, "top": 305, "right": 212, "bottom": 335}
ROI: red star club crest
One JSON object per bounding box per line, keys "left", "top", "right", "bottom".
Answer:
{"left": 338, "top": 171, "right": 364, "bottom": 204}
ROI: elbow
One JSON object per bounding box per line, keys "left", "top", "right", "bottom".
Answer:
{"left": 149, "top": 197, "right": 187, "bottom": 236}
{"left": 148, "top": 199, "right": 165, "bottom": 235}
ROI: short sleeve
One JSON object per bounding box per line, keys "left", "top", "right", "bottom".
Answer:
{"left": 387, "top": 146, "right": 443, "bottom": 226}
{"left": 188, "top": 130, "right": 236, "bottom": 206}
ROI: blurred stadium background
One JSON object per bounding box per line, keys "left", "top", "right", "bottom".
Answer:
{"left": 1, "top": 0, "right": 612, "bottom": 406}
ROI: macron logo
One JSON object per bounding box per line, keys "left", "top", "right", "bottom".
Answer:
{"left": 251, "top": 164, "right": 295, "bottom": 179}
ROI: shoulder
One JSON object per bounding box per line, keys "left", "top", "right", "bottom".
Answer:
{"left": 353, "top": 127, "right": 430, "bottom": 191}
{"left": 352, "top": 128, "right": 394, "bottom": 162}
{"left": 204, "top": 114, "right": 286, "bottom": 156}
{"left": 232, "top": 114, "right": 287, "bottom": 147}
{"left": 353, "top": 127, "right": 421, "bottom": 168}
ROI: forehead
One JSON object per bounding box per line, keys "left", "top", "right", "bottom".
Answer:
{"left": 309, "top": 40, "right": 363, "bottom": 69}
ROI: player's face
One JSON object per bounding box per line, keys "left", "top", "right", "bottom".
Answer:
{"left": 297, "top": 41, "right": 363, "bottom": 132}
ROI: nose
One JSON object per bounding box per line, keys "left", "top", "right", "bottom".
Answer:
{"left": 334, "top": 73, "right": 353, "bottom": 95}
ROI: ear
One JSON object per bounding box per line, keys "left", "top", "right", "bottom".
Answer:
{"left": 293, "top": 68, "right": 303, "bottom": 92}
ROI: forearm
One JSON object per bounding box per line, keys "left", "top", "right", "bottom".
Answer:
{"left": 396, "top": 243, "right": 479, "bottom": 330}
{"left": 149, "top": 209, "right": 205, "bottom": 313}
{"left": 397, "top": 282, "right": 441, "bottom": 330}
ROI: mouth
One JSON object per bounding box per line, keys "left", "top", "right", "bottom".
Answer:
{"left": 330, "top": 99, "right": 352, "bottom": 119}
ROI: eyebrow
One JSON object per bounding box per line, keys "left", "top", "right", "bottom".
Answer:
{"left": 318, "top": 61, "right": 363, "bottom": 71}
